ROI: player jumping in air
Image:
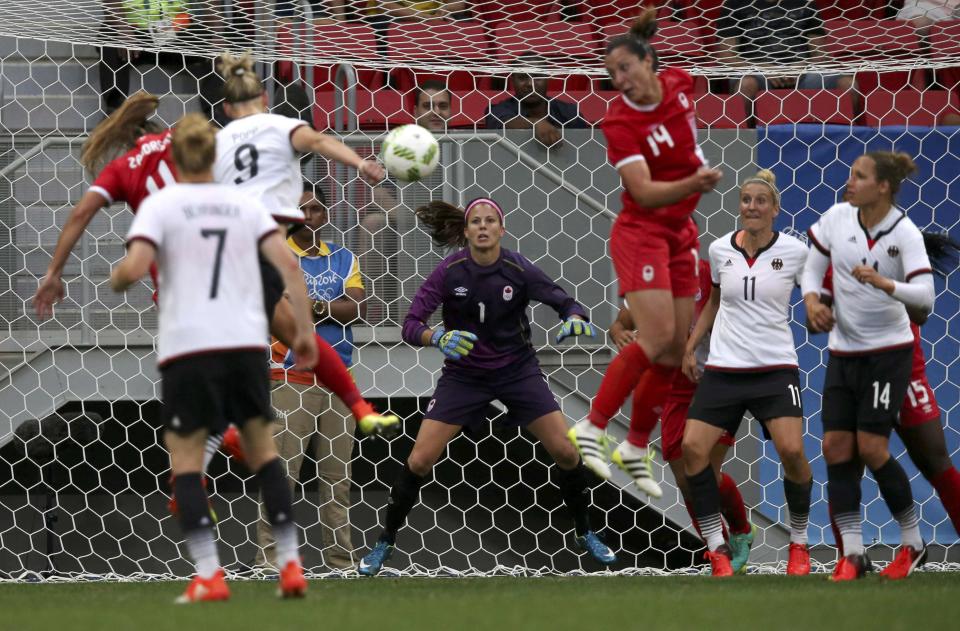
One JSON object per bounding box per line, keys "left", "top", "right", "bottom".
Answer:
{"left": 356, "top": 198, "right": 615, "bottom": 576}
{"left": 110, "top": 114, "right": 317, "bottom": 602}
{"left": 682, "top": 170, "right": 813, "bottom": 577}
{"left": 802, "top": 151, "right": 934, "bottom": 581}
{"left": 567, "top": 8, "right": 723, "bottom": 493}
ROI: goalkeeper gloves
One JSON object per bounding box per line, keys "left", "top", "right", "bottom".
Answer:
{"left": 430, "top": 326, "right": 478, "bottom": 360}
{"left": 555, "top": 317, "right": 596, "bottom": 343}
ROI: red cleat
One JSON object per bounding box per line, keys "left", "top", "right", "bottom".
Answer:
{"left": 175, "top": 569, "right": 229, "bottom": 604}
{"left": 830, "top": 554, "right": 872, "bottom": 582}
{"left": 879, "top": 545, "right": 927, "bottom": 580}
{"left": 787, "top": 543, "right": 811, "bottom": 576}
{"left": 167, "top": 476, "right": 209, "bottom": 517}
{"left": 222, "top": 425, "right": 246, "bottom": 465}
{"left": 705, "top": 545, "right": 734, "bottom": 577}
{"left": 278, "top": 560, "right": 307, "bottom": 598}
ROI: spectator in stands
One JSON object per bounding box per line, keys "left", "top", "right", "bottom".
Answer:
{"left": 716, "top": 0, "right": 854, "bottom": 110}
{"left": 365, "top": 0, "right": 470, "bottom": 21}
{"left": 98, "top": 0, "right": 224, "bottom": 119}
{"left": 897, "top": 0, "right": 960, "bottom": 36}
{"left": 276, "top": 0, "right": 346, "bottom": 24}
{"left": 485, "top": 53, "right": 589, "bottom": 146}
{"left": 358, "top": 80, "right": 451, "bottom": 322}
{"left": 256, "top": 181, "right": 366, "bottom": 571}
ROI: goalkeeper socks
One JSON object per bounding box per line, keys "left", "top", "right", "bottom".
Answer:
{"left": 311, "top": 333, "right": 363, "bottom": 410}
{"left": 931, "top": 466, "right": 960, "bottom": 535}
{"left": 257, "top": 458, "right": 299, "bottom": 564}
{"left": 556, "top": 460, "right": 592, "bottom": 536}
{"left": 783, "top": 477, "right": 812, "bottom": 545}
{"left": 588, "top": 343, "right": 653, "bottom": 430}
{"left": 174, "top": 473, "right": 220, "bottom": 578}
{"left": 626, "top": 365, "right": 675, "bottom": 448}
{"left": 718, "top": 472, "right": 751, "bottom": 535}
{"left": 687, "top": 465, "right": 724, "bottom": 552}
{"left": 827, "top": 461, "right": 864, "bottom": 556}
{"left": 871, "top": 457, "right": 923, "bottom": 550}
{"left": 381, "top": 463, "right": 426, "bottom": 544}
{"left": 203, "top": 432, "right": 222, "bottom": 471}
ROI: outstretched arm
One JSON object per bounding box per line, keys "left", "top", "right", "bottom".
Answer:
{"left": 34, "top": 190, "right": 109, "bottom": 318}
{"left": 290, "top": 126, "right": 385, "bottom": 185}
{"left": 111, "top": 240, "right": 156, "bottom": 292}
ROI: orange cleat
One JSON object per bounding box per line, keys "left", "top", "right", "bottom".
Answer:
{"left": 222, "top": 425, "right": 246, "bottom": 464}
{"left": 175, "top": 569, "right": 229, "bottom": 604}
{"left": 167, "top": 476, "right": 210, "bottom": 518}
{"left": 278, "top": 560, "right": 307, "bottom": 598}
{"left": 830, "top": 553, "right": 872, "bottom": 582}
{"left": 705, "top": 545, "right": 734, "bottom": 577}
{"left": 879, "top": 545, "right": 927, "bottom": 580}
{"left": 787, "top": 543, "right": 811, "bottom": 576}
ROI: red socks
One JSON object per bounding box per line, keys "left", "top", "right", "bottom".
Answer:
{"left": 931, "top": 466, "right": 960, "bottom": 535}
{"left": 718, "top": 473, "right": 751, "bottom": 535}
{"left": 626, "top": 364, "right": 676, "bottom": 447}
{"left": 311, "top": 333, "right": 363, "bottom": 410}
{"left": 588, "top": 343, "right": 653, "bottom": 429}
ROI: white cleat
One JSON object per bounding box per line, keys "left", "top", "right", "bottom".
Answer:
{"left": 612, "top": 442, "right": 663, "bottom": 498}
{"left": 567, "top": 419, "right": 611, "bottom": 480}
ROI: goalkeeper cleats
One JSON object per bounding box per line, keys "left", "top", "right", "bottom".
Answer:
{"left": 879, "top": 544, "right": 927, "bottom": 580}
{"left": 787, "top": 543, "right": 811, "bottom": 576}
{"left": 705, "top": 545, "right": 734, "bottom": 578}
{"left": 278, "top": 560, "right": 307, "bottom": 598}
{"left": 611, "top": 442, "right": 662, "bottom": 498}
{"left": 358, "top": 540, "right": 394, "bottom": 577}
{"left": 728, "top": 523, "right": 756, "bottom": 574}
{"left": 175, "top": 569, "right": 229, "bottom": 604}
{"left": 575, "top": 531, "right": 617, "bottom": 566}
{"left": 567, "top": 419, "right": 611, "bottom": 480}
{"left": 352, "top": 401, "right": 401, "bottom": 438}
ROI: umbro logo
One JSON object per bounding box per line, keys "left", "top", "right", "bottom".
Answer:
{"left": 454, "top": 286, "right": 468, "bottom": 297}
{"left": 771, "top": 258, "right": 784, "bottom": 270}
{"left": 848, "top": 236, "right": 857, "bottom": 243}
{"left": 724, "top": 259, "right": 733, "bottom": 267}
{"left": 887, "top": 245, "right": 900, "bottom": 258}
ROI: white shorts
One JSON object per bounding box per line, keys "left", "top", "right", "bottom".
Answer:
{"left": 897, "top": 0, "right": 960, "bottom": 22}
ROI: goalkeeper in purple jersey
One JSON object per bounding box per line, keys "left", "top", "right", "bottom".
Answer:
{"left": 358, "top": 197, "right": 616, "bottom": 576}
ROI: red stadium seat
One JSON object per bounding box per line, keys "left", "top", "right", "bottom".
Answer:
{"left": 930, "top": 22, "right": 960, "bottom": 90}
{"left": 314, "top": 90, "right": 413, "bottom": 130}
{"left": 862, "top": 90, "right": 958, "bottom": 126}
{"left": 386, "top": 21, "right": 493, "bottom": 93}
{"left": 695, "top": 93, "right": 748, "bottom": 128}
{"left": 310, "top": 22, "right": 384, "bottom": 90}
{"left": 814, "top": 0, "right": 886, "bottom": 20}
{"left": 493, "top": 20, "right": 599, "bottom": 64}
{"left": 601, "top": 20, "right": 712, "bottom": 67}
{"left": 755, "top": 90, "right": 856, "bottom": 125}
{"left": 554, "top": 90, "right": 619, "bottom": 124}
{"left": 474, "top": 0, "right": 559, "bottom": 24}
{"left": 823, "top": 19, "right": 920, "bottom": 62}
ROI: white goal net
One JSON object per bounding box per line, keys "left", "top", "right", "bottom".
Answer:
{"left": 0, "top": 0, "right": 958, "bottom": 579}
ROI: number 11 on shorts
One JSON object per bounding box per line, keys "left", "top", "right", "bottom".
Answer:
{"left": 787, "top": 383, "right": 801, "bottom": 408}
{"left": 872, "top": 380, "right": 891, "bottom": 410}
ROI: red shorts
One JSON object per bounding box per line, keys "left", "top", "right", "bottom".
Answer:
{"left": 611, "top": 216, "right": 700, "bottom": 298}
{"left": 660, "top": 376, "right": 735, "bottom": 462}
{"left": 899, "top": 369, "right": 940, "bottom": 429}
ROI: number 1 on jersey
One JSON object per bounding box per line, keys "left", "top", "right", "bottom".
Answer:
{"left": 201, "top": 228, "right": 227, "bottom": 299}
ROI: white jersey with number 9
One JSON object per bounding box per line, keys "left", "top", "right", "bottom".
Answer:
{"left": 214, "top": 112, "right": 308, "bottom": 223}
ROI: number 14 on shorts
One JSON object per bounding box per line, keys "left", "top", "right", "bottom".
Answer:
{"left": 872, "top": 380, "right": 891, "bottom": 410}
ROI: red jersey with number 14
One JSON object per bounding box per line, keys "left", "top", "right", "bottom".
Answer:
{"left": 602, "top": 67, "right": 705, "bottom": 226}
{"left": 89, "top": 130, "right": 177, "bottom": 212}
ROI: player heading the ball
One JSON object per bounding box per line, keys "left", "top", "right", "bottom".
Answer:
{"left": 110, "top": 113, "right": 317, "bottom": 602}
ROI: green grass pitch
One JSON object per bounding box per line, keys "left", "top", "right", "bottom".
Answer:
{"left": 3, "top": 573, "right": 958, "bottom": 631}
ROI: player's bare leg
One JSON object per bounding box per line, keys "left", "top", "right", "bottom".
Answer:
{"left": 271, "top": 297, "right": 399, "bottom": 437}
{"left": 239, "top": 417, "right": 306, "bottom": 598}
{"left": 766, "top": 417, "right": 813, "bottom": 575}
{"left": 359, "top": 419, "right": 462, "bottom": 576}
{"left": 166, "top": 428, "right": 229, "bottom": 604}
{"left": 823, "top": 430, "right": 871, "bottom": 581}
{"left": 529, "top": 411, "right": 616, "bottom": 565}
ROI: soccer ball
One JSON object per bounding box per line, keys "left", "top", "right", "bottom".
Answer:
{"left": 380, "top": 124, "right": 440, "bottom": 182}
